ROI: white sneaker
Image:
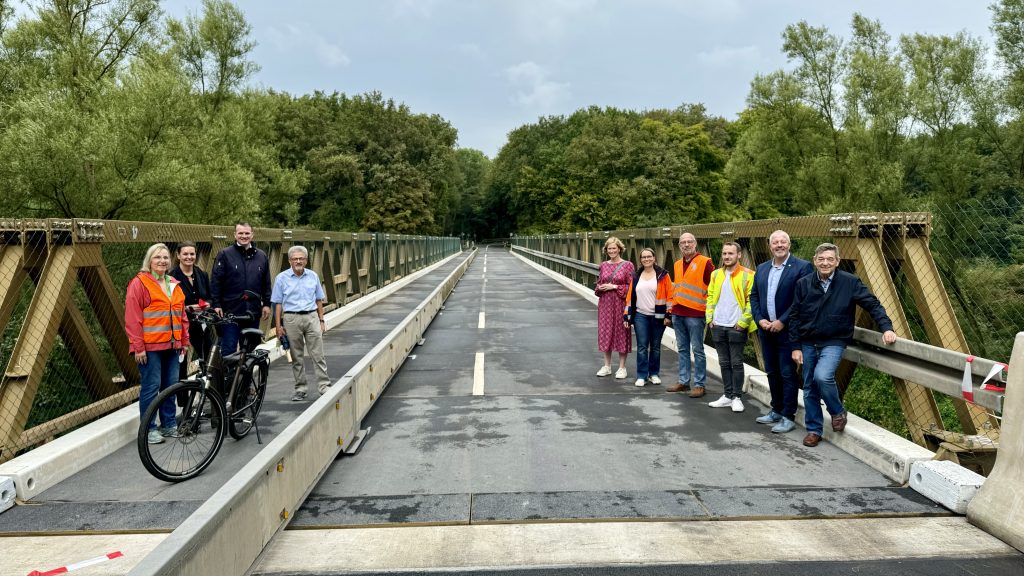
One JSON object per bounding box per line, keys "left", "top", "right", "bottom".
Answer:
{"left": 634, "top": 378, "right": 646, "bottom": 387}
{"left": 731, "top": 397, "right": 745, "bottom": 412}
{"left": 649, "top": 375, "right": 661, "bottom": 385}
{"left": 708, "top": 395, "right": 732, "bottom": 408}
{"left": 614, "top": 367, "right": 628, "bottom": 379}
{"left": 596, "top": 365, "right": 612, "bottom": 377}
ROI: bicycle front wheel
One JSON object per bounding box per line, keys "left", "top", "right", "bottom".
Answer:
{"left": 228, "top": 361, "right": 267, "bottom": 440}
{"left": 138, "top": 380, "right": 226, "bottom": 482}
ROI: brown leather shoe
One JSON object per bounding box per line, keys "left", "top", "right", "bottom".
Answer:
{"left": 687, "top": 387, "right": 705, "bottom": 398}
{"left": 831, "top": 412, "right": 848, "bottom": 432}
{"left": 803, "top": 433, "right": 822, "bottom": 447}
{"left": 666, "top": 383, "right": 686, "bottom": 393}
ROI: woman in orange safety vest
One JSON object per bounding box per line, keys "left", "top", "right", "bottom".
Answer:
{"left": 125, "top": 243, "right": 190, "bottom": 446}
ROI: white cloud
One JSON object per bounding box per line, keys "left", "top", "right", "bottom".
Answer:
{"left": 267, "top": 24, "right": 350, "bottom": 69}
{"left": 393, "top": 0, "right": 441, "bottom": 19}
{"left": 504, "top": 61, "right": 571, "bottom": 110}
{"left": 314, "top": 36, "right": 351, "bottom": 68}
{"left": 506, "top": 0, "right": 600, "bottom": 44}
{"left": 456, "top": 43, "right": 487, "bottom": 62}
{"left": 696, "top": 45, "right": 762, "bottom": 66}
{"left": 636, "top": 0, "right": 742, "bottom": 21}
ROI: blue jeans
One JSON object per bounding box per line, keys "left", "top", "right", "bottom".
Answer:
{"left": 139, "top": 349, "right": 179, "bottom": 430}
{"left": 633, "top": 313, "right": 666, "bottom": 380}
{"left": 801, "top": 344, "right": 846, "bottom": 435}
{"left": 672, "top": 315, "right": 706, "bottom": 388}
{"left": 760, "top": 330, "right": 800, "bottom": 419}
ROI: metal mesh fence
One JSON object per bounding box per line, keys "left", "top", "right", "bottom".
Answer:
{"left": 514, "top": 207, "right": 1014, "bottom": 474}
{"left": 0, "top": 219, "right": 460, "bottom": 463}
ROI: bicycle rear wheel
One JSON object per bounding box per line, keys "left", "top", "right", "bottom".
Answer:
{"left": 228, "top": 361, "right": 267, "bottom": 440}
{"left": 138, "top": 380, "right": 226, "bottom": 482}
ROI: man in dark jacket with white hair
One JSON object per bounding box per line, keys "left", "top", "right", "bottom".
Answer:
{"left": 789, "top": 242, "right": 897, "bottom": 448}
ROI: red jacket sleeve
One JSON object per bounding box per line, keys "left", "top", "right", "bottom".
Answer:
{"left": 177, "top": 285, "right": 190, "bottom": 349}
{"left": 125, "top": 278, "right": 150, "bottom": 354}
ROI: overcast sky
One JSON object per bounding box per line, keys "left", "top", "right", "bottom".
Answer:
{"left": 163, "top": 1, "right": 997, "bottom": 157}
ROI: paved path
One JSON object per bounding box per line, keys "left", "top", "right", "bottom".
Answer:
{"left": 246, "top": 249, "right": 1024, "bottom": 575}
{"left": 4, "top": 247, "right": 1021, "bottom": 575}
{"left": 0, "top": 254, "right": 470, "bottom": 535}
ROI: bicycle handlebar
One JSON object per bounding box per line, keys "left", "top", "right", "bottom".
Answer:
{"left": 190, "top": 308, "right": 254, "bottom": 325}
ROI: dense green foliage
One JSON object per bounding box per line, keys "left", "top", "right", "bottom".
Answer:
{"left": 0, "top": 0, "right": 483, "bottom": 235}
{"left": 6, "top": 1, "right": 1024, "bottom": 441}
{"left": 485, "top": 105, "right": 737, "bottom": 235}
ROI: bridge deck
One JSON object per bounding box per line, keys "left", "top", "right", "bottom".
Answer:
{"left": 287, "top": 247, "right": 939, "bottom": 530}
{"left": 0, "top": 254, "right": 471, "bottom": 534}
{"left": 4, "top": 248, "right": 1022, "bottom": 575}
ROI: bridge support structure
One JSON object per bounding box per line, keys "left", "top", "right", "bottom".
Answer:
{"left": 513, "top": 212, "right": 1000, "bottom": 457}
{"left": 0, "top": 218, "right": 459, "bottom": 463}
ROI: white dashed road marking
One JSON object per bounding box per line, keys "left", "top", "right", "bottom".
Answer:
{"left": 473, "top": 352, "right": 485, "bottom": 396}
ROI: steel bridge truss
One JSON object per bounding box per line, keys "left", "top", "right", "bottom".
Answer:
{"left": 0, "top": 218, "right": 460, "bottom": 463}
{"left": 513, "top": 212, "right": 1000, "bottom": 471}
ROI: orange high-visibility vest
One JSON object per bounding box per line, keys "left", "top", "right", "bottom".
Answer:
{"left": 137, "top": 273, "right": 185, "bottom": 346}
{"left": 672, "top": 254, "right": 711, "bottom": 312}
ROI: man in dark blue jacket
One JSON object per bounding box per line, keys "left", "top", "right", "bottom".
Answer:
{"left": 211, "top": 222, "right": 272, "bottom": 355}
{"left": 789, "top": 242, "right": 897, "bottom": 448}
{"left": 749, "top": 230, "right": 813, "bottom": 434}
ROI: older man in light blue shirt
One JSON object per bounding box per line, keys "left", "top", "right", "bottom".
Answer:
{"left": 272, "top": 246, "right": 329, "bottom": 401}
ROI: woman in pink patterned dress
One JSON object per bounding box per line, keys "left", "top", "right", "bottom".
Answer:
{"left": 595, "top": 236, "right": 634, "bottom": 379}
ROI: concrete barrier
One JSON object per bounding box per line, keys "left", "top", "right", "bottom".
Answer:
{"left": 127, "top": 249, "right": 476, "bottom": 575}
{"left": 511, "top": 249, "right": 934, "bottom": 484}
{"left": 0, "top": 475, "right": 14, "bottom": 513}
{"left": 0, "top": 250, "right": 465, "bottom": 504}
{"left": 967, "top": 331, "right": 1024, "bottom": 552}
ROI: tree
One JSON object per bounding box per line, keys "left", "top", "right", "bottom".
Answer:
{"left": 0, "top": 0, "right": 300, "bottom": 224}
{"left": 782, "top": 21, "right": 848, "bottom": 201}
{"left": 167, "top": 0, "right": 257, "bottom": 112}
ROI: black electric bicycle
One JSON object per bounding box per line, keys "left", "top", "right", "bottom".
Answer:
{"left": 137, "top": 303, "right": 270, "bottom": 482}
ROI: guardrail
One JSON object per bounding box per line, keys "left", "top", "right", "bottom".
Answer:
{"left": 0, "top": 217, "right": 460, "bottom": 463}
{"left": 511, "top": 243, "right": 1007, "bottom": 469}
{"left": 512, "top": 212, "right": 1006, "bottom": 457}
{"left": 127, "top": 249, "right": 476, "bottom": 575}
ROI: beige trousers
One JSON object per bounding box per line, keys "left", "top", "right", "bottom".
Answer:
{"left": 282, "top": 313, "right": 330, "bottom": 394}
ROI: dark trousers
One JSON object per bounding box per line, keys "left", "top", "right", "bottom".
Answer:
{"left": 759, "top": 329, "right": 800, "bottom": 419}
{"left": 711, "top": 325, "right": 747, "bottom": 399}
{"left": 219, "top": 317, "right": 260, "bottom": 356}
{"left": 180, "top": 323, "right": 215, "bottom": 381}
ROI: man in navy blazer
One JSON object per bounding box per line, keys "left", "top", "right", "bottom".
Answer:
{"left": 749, "top": 230, "right": 813, "bottom": 434}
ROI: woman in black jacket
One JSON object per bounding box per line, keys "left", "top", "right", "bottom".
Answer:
{"left": 170, "top": 241, "right": 213, "bottom": 380}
